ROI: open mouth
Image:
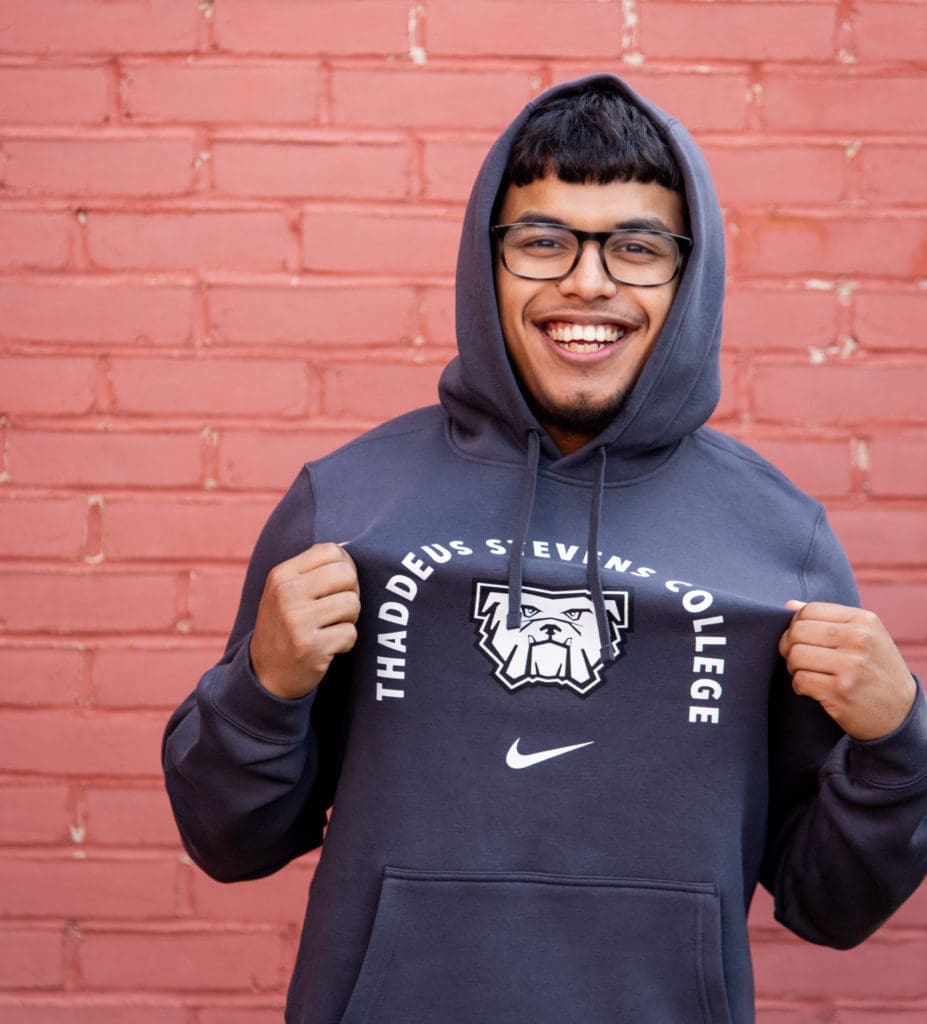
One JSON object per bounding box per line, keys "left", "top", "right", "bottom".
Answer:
{"left": 542, "top": 320, "right": 629, "bottom": 353}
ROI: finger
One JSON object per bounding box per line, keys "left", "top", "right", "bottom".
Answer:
{"left": 303, "top": 589, "right": 362, "bottom": 630}
{"left": 783, "top": 640, "right": 842, "bottom": 678}
{"left": 785, "top": 601, "right": 859, "bottom": 624}
{"left": 789, "top": 668, "right": 835, "bottom": 700}
{"left": 783, "top": 617, "right": 854, "bottom": 653}
{"left": 281, "top": 542, "right": 356, "bottom": 578}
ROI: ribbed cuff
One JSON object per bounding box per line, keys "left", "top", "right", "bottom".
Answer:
{"left": 850, "top": 677, "right": 927, "bottom": 789}
{"left": 205, "top": 637, "right": 315, "bottom": 744}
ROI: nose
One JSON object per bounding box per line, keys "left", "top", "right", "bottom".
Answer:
{"left": 558, "top": 240, "right": 617, "bottom": 300}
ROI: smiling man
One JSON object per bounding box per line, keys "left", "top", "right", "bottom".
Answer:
{"left": 164, "top": 76, "right": 927, "bottom": 1023}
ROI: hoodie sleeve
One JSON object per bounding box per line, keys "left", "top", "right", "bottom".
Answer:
{"left": 761, "top": 508, "right": 927, "bottom": 948}
{"left": 162, "top": 467, "right": 347, "bottom": 882}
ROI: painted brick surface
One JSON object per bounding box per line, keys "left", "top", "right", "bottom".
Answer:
{"left": 1, "top": 2, "right": 924, "bottom": 1021}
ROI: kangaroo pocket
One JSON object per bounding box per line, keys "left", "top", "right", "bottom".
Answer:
{"left": 339, "top": 868, "right": 732, "bottom": 1024}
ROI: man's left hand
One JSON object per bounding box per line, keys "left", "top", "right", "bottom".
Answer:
{"left": 779, "top": 601, "right": 917, "bottom": 741}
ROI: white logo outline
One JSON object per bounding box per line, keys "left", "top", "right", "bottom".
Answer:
{"left": 472, "top": 580, "right": 632, "bottom": 696}
{"left": 505, "top": 737, "right": 595, "bottom": 769}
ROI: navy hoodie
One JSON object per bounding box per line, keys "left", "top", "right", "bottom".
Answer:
{"left": 163, "top": 75, "right": 927, "bottom": 1023}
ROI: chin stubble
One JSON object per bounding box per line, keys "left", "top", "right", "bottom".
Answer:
{"left": 528, "top": 388, "right": 630, "bottom": 440}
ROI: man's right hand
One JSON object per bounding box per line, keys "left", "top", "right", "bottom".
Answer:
{"left": 249, "top": 543, "right": 361, "bottom": 700}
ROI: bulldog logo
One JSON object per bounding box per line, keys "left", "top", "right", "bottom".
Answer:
{"left": 472, "top": 581, "right": 631, "bottom": 696}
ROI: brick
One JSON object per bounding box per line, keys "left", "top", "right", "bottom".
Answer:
{"left": 763, "top": 74, "right": 927, "bottom": 133}
{"left": 121, "top": 61, "right": 323, "bottom": 124}
{"left": 8, "top": 430, "right": 203, "bottom": 489}
{"left": 302, "top": 208, "right": 460, "bottom": 275}
{"left": 0, "top": 785, "right": 70, "bottom": 844}
{"left": 321, "top": 360, "right": 444, "bottom": 420}
{"left": 332, "top": 68, "right": 535, "bottom": 130}
{"left": 218, "top": 428, "right": 360, "bottom": 489}
{"left": 109, "top": 357, "right": 309, "bottom": 417}
{"left": 93, "top": 645, "right": 221, "bottom": 709}
{"left": 419, "top": 284, "right": 455, "bottom": 346}
{"left": 0, "top": 1007, "right": 185, "bottom": 1024}
{"left": 640, "top": 2, "right": 835, "bottom": 60}
{"left": 206, "top": 280, "right": 418, "bottom": 345}
{"left": 0, "top": 571, "right": 178, "bottom": 634}
{"left": 888, "top": 881, "right": 927, "bottom": 929}
{"left": 723, "top": 289, "right": 838, "bottom": 352}
{"left": 752, "top": 364, "right": 927, "bottom": 427}
{"left": 0, "top": 496, "right": 87, "bottom": 560}
{"left": 422, "top": 137, "right": 493, "bottom": 201}
{"left": 104, "top": 496, "right": 274, "bottom": 561}
{"left": 854, "top": 3, "right": 927, "bottom": 62}
{"left": 703, "top": 145, "right": 846, "bottom": 207}
{"left": 855, "top": 291, "right": 927, "bottom": 351}
{"left": 0, "top": 357, "right": 96, "bottom": 415}
{"left": 742, "top": 438, "right": 853, "bottom": 498}
{"left": 0, "top": 855, "right": 175, "bottom": 918}
{"left": 78, "top": 928, "right": 285, "bottom": 991}
{"left": 0, "top": 1, "right": 197, "bottom": 54}
{"left": 736, "top": 215, "right": 927, "bottom": 278}
{"left": 87, "top": 210, "right": 290, "bottom": 272}
{"left": 0, "top": 929, "right": 64, "bottom": 989}
{"left": 190, "top": 855, "right": 316, "bottom": 921}
{"left": 836, "top": 1010, "right": 927, "bottom": 1024}
{"left": 589, "top": 69, "right": 752, "bottom": 133}
{"left": 0, "top": 646, "right": 84, "bottom": 706}
{"left": 754, "top": 1009, "right": 827, "bottom": 1024}
{"left": 426, "top": 1, "right": 623, "bottom": 58}
{"left": 861, "top": 146, "right": 927, "bottom": 206}
{"left": 829, "top": 506, "right": 927, "bottom": 567}
{"left": 82, "top": 786, "right": 180, "bottom": 846}
{"left": 0, "top": 136, "right": 195, "bottom": 197}
{"left": 0, "top": 279, "right": 194, "bottom": 344}
{"left": 0, "top": 66, "right": 108, "bottom": 124}
{"left": 188, "top": 569, "right": 247, "bottom": 635}
{"left": 752, "top": 935, "right": 927, "bottom": 1000}
{"left": 0, "top": 708, "right": 166, "bottom": 777}
{"left": 859, "top": 582, "right": 927, "bottom": 644}
{"left": 211, "top": 137, "right": 411, "bottom": 199}
{"left": 199, "top": 1010, "right": 285, "bottom": 1024}
{"left": 868, "top": 438, "right": 927, "bottom": 496}
{"left": 0, "top": 210, "right": 72, "bottom": 269}
{"left": 214, "top": 0, "right": 408, "bottom": 55}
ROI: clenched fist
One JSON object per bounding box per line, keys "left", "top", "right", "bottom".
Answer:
{"left": 250, "top": 543, "right": 361, "bottom": 700}
{"left": 779, "top": 601, "right": 916, "bottom": 741}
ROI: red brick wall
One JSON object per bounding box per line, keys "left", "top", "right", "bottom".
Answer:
{"left": 1, "top": 2, "right": 925, "bottom": 1021}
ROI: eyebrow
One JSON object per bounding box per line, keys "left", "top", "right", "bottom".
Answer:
{"left": 510, "top": 212, "right": 677, "bottom": 233}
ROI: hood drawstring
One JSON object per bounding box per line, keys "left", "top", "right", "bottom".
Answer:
{"left": 507, "top": 434, "right": 615, "bottom": 668}
{"left": 587, "top": 446, "right": 615, "bottom": 666}
{"left": 507, "top": 430, "right": 540, "bottom": 629}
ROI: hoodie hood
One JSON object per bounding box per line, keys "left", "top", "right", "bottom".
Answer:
{"left": 438, "top": 73, "right": 725, "bottom": 482}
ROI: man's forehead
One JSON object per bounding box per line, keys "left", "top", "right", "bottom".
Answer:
{"left": 496, "top": 175, "right": 687, "bottom": 236}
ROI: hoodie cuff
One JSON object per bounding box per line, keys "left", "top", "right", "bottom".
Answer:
{"left": 205, "top": 636, "right": 315, "bottom": 745}
{"left": 849, "top": 677, "right": 927, "bottom": 789}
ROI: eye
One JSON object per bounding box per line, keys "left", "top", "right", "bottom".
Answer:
{"left": 508, "top": 226, "right": 574, "bottom": 255}
{"left": 606, "top": 232, "right": 672, "bottom": 263}
{"left": 562, "top": 608, "right": 588, "bottom": 622}
{"left": 520, "top": 604, "right": 540, "bottom": 619}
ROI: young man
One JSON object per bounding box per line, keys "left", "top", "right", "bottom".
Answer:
{"left": 163, "top": 76, "right": 927, "bottom": 1023}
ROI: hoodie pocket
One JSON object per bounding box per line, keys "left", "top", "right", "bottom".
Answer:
{"left": 340, "top": 868, "right": 732, "bottom": 1024}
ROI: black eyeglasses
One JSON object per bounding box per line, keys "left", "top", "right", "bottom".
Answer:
{"left": 492, "top": 222, "right": 692, "bottom": 288}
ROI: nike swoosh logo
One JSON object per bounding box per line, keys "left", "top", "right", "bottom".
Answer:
{"left": 505, "top": 738, "right": 594, "bottom": 769}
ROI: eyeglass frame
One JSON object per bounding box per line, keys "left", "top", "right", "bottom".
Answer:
{"left": 491, "top": 221, "right": 693, "bottom": 288}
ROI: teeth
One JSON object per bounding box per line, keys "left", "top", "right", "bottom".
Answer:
{"left": 545, "top": 321, "right": 626, "bottom": 345}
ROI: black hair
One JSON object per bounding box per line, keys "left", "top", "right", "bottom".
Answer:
{"left": 502, "top": 82, "right": 685, "bottom": 197}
